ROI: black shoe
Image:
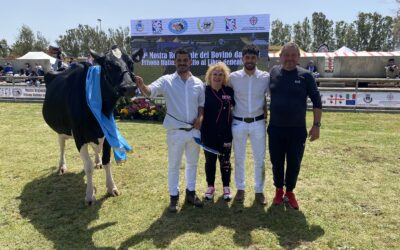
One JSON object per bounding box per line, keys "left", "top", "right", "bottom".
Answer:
{"left": 169, "top": 194, "right": 179, "bottom": 213}
{"left": 185, "top": 189, "right": 203, "bottom": 208}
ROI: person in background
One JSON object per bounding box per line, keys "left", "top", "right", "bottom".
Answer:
{"left": 201, "top": 62, "right": 235, "bottom": 201}
{"left": 134, "top": 48, "right": 205, "bottom": 213}
{"left": 306, "top": 60, "right": 317, "bottom": 73}
{"left": 4, "top": 62, "right": 13, "bottom": 75}
{"left": 35, "top": 63, "right": 44, "bottom": 76}
{"left": 268, "top": 42, "right": 322, "bottom": 210}
{"left": 385, "top": 58, "right": 399, "bottom": 79}
{"left": 229, "top": 44, "right": 270, "bottom": 205}
{"left": 24, "top": 63, "right": 32, "bottom": 76}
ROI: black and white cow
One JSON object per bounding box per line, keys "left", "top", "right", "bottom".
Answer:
{"left": 42, "top": 46, "right": 143, "bottom": 205}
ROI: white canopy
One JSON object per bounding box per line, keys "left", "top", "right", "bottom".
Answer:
{"left": 335, "top": 46, "right": 354, "bottom": 53}
{"left": 17, "top": 51, "right": 56, "bottom": 64}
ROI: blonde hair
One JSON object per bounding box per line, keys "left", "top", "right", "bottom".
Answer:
{"left": 205, "top": 62, "right": 231, "bottom": 86}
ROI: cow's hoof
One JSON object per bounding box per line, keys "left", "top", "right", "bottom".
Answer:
{"left": 108, "top": 188, "right": 120, "bottom": 197}
{"left": 58, "top": 166, "right": 67, "bottom": 175}
{"left": 85, "top": 196, "right": 96, "bottom": 206}
{"left": 86, "top": 200, "right": 95, "bottom": 206}
{"left": 94, "top": 163, "right": 102, "bottom": 169}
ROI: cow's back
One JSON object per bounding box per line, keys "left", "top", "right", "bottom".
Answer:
{"left": 43, "top": 64, "right": 90, "bottom": 136}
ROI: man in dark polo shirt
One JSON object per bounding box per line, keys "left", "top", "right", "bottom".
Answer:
{"left": 268, "top": 42, "right": 322, "bottom": 209}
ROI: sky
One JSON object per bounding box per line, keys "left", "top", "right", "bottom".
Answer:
{"left": 1, "top": 0, "right": 397, "bottom": 45}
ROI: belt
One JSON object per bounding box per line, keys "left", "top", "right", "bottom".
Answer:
{"left": 178, "top": 127, "right": 193, "bottom": 131}
{"left": 233, "top": 114, "right": 264, "bottom": 123}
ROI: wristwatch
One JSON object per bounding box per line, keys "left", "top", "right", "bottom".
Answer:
{"left": 313, "top": 122, "right": 321, "bottom": 128}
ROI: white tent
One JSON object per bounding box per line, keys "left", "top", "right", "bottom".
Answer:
{"left": 335, "top": 46, "right": 354, "bottom": 53}
{"left": 18, "top": 51, "right": 56, "bottom": 64}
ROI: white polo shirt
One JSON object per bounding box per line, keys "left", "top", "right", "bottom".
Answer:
{"left": 229, "top": 68, "right": 270, "bottom": 118}
{"left": 149, "top": 72, "right": 205, "bottom": 130}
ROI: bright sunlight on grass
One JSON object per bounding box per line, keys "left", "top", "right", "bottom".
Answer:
{"left": 0, "top": 103, "right": 399, "bottom": 249}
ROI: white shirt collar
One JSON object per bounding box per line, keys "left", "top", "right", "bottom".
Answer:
{"left": 172, "top": 71, "right": 193, "bottom": 81}
{"left": 239, "top": 67, "right": 260, "bottom": 77}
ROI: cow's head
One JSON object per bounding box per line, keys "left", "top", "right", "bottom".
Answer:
{"left": 89, "top": 46, "right": 144, "bottom": 98}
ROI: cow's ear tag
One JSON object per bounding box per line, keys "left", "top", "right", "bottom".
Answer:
{"left": 89, "top": 49, "right": 105, "bottom": 65}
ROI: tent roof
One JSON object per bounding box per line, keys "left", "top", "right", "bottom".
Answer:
{"left": 17, "top": 51, "right": 56, "bottom": 64}
{"left": 335, "top": 46, "right": 354, "bottom": 53}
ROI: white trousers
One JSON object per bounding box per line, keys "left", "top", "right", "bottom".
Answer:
{"left": 232, "top": 119, "right": 266, "bottom": 193}
{"left": 167, "top": 129, "right": 200, "bottom": 196}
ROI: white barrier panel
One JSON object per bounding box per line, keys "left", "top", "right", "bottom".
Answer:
{"left": 357, "top": 92, "right": 400, "bottom": 108}
{"left": 1, "top": 86, "right": 400, "bottom": 109}
{"left": 320, "top": 91, "right": 357, "bottom": 107}
{"left": 0, "top": 86, "right": 46, "bottom": 99}
{"left": 313, "top": 90, "right": 400, "bottom": 108}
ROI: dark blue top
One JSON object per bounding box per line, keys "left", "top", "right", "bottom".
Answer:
{"left": 269, "top": 65, "right": 322, "bottom": 127}
{"left": 201, "top": 85, "right": 235, "bottom": 149}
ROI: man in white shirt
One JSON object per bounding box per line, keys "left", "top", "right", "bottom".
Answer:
{"left": 229, "top": 45, "right": 270, "bottom": 205}
{"left": 135, "top": 48, "right": 205, "bottom": 213}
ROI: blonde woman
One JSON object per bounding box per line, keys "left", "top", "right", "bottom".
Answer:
{"left": 201, "top": 62, "right": 235, "bottom": 201}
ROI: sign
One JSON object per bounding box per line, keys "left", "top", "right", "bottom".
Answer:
{"left": 310, "top": 90, "right": 400, "bottom": 108}
{"left": 131, "top": 14, "right": 270, "bottom": 83}
{"left": 357, "top": 92, "right": 400, "bottom": 108}
{"left": 0, "top": 86, "right": 46, "bottom": 99}
{"left": 131, "top": 14, "right": 270, "bottom": 36}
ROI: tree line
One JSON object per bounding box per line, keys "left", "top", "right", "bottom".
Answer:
{"left": 271, "top": 12, "right": 395, "bottom": 52}
{"left": 0, "top": 11, "right": 399, "bottom": 58}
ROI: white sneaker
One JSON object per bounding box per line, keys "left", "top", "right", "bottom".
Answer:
{"left": 204, "top": 186, "right": 215, "bottom": 200}
{"left": 223, "top": 186, "right": 232, "bottom": 201}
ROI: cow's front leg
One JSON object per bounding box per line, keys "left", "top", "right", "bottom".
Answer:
{"left": 58, "top": 134, "right": 69, "bottom": 174}
{"left": 80, "top": 144, "right": 96, "bottom": 205}
{"left": 102, "top": 140, "right": 120, "bottom": 196}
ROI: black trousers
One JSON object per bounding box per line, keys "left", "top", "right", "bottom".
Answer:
{"left": 267, "top": 125, "right": 307, "bottom": 192}
{"left": 204, "top": 144, "right": 232, "bottom": 187}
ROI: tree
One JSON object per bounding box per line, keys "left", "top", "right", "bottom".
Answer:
{"left": 393, "top": 0, "right": 400, "bottom": 49}
{"left": 334, "top": 21, "right": 358, "bottom": 51}
{"left": 270, "top": 20, "right": 292, "bottom": 46}
{"left": 0, "top": 39, "right": 11, "bottom": 58}
{"left": 10, "top": 25, "right": 50, "bottom": 56}
{"left": 33, "top": 32, "right": 50, "bottom": 52}
{"left": 343, "top": 23, "right": 358, "bottom": 51}
{"left": 56, "top": 25, "right": 132, "bottom": 58}
{"left": 11, "top": 25, "right": 35, "bottom": 56}
{"left": 293, "top": 17, "right": 312, "bottom": 51}
{"left": 107, "top": 26, "right": 131, "bottom": 53}
{"left": 334, "top": 21, "right": 347, "bottom": 49}
{"left": 57, "top": 24, "right": 110, "bottom": 57}
{"left": 311, "top": 12, "right": 335, "bottom": 51}
{"left": 355, "top": 12, "right": 394, "bottom": 51}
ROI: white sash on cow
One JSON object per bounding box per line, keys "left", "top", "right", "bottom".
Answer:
{"left": 85, "top": 65, "right": 132, "bottom": 162}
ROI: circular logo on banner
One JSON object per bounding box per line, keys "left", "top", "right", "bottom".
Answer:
{"left": 249, "top": 16, "right": 258, "bottom": 26}
{"left": 135, "top": 21, "right": 144, "bottom": 32}
{"left": 197, "top": 18, "right": 215, "bottom": 33}
{"left": 168, "top": 19, "right": 188, "bottom": 34}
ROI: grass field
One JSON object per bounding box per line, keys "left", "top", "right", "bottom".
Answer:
{"left": 0, "top": 102, "right": 399, "bottom": 250}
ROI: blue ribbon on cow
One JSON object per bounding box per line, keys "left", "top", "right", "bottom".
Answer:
{"left": 85, "top": 65, "right": 132, "bottom": 163}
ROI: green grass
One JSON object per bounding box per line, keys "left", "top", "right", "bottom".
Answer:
{"left": 0, "top": 102, "right": 399, "bottom": 249}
